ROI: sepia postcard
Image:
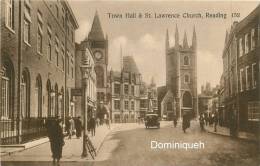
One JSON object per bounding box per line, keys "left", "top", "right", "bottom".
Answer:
{"left": 0, "top": 0, "right": 259, "bottom": 166}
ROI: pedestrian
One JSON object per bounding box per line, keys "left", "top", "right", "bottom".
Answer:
{"left": 96, "top": 118, "right": 100, "bottom": 127}
{"left": 182, "top": 112, "right": 190, "bottom": 133}
{"left": 47, "top": 117, "right": 65, "bottom": 164}
{"left": 213, "top": 112, "right": 218, "bottom": 132}
{"left": 199, "top": 113, "right": 205, "bottom": 131}
{"left": 68, "top": 116, "right": 74, "bottom": 139}
{"left": 74, "top": 116, "right": 82, "bottom": 139}
{"left": 173, "top": 116, "right": 178, "bottom": 128}
{"left": 89, "top": 115, "right": 96, "bottom": 136}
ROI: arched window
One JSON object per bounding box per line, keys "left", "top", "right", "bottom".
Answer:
{"left": 21, "top": 69, "right": 30, "bottom": 118}
{"left": 46, "top": 80, "right": 51, "bottom": 117}
{"left": 1, "top": 60, "right": 14, "bottom": 120}
{"left": 60, "top": 87, "right": 64, "bottom": 118}
{"left": 183, "top": 91, "right": 192, "bottom": 108}
{"left": 95, "top": 66, "right": 104, "bottom": 88}
{"left": 55, "top": 84, "right": 58, "bottom": 116}
{"left": 184, "top": 74, "right": 190, "bottom": 83}
{"left": 184, "top": 56, "right": 189, "bottom": 66}
{"left": 35, "top": 75, "right": 42, "bottom": 117}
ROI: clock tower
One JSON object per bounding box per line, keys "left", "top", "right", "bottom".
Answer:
{"left": 86, "top": 11, "right": 109, "bottom": 104}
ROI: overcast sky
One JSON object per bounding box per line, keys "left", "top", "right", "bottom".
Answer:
{"left": 69, "top": 0, "right": 259, "bottom": 92}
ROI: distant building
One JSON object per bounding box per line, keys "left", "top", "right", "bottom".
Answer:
{"left": 139, "top": 78, "right": 158, "bottom": 117}
{"left": 79, "top": 11, "right": 109, "bottom": 121}
{"left": 75, "top": 44, "right": 97, "bottom": 118}
{"left": 108, "top": 56, "right": 142, "bottom": 123}
{"left": 198, "top": 83, "right": 220, "bottom": 116}
{"left": 0, "top": 0, "right": 78, "bottom": 144}
{"left": 159, "top": 25, "right": 198, "bottom": 120}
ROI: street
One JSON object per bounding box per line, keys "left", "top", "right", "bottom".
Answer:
{"left": 2, "top": 121, "right": 259, "bottom": 166}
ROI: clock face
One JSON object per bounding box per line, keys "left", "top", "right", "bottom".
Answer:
{"left": 94, "top": 51, "right": 103, "bottom": 60}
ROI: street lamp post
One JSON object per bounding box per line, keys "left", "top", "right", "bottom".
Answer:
{"left": 80, "top": 61, "right": 92, "bottom": 158}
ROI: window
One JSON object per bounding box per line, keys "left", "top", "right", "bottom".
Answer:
{"left": 131, "top": 85, "right": 134, "bottom": 95}
{"left": 184, "top": 56, "right": 189, "bottom": 65}
{"left": 62, "top": 56, "right": 64, "bottom": 71}
{"left": 47, "top": 43, "right": 52, "bottom": 61}
{"left": 245, "top": 33, "right": 249, "bottom": 54}
{"left": 1, "top": 67, "right": 10, "bottom": 119}
{"left": 71, "top": 66, "right": 73, "bottom": 78}
{"left": 47, "top": 26, "right": 52, "bottom": 61}
{"left": 67, "top": 54, "right": 70, "bottom": 75}
{"left": 24, "top": 19, "right": 30, "bottom": 44}
{"left": 55, "top": 37, "right": 59, "bottom": 66}
{"left": 5, "top": 0, "right": 14, "bottom": 30}
{"left": 239, "top": 38, "right": 243, "bottom": 57}
{"left": 248, "top": 101, "right": 260, "bottom": 121}
{"left": 124, "top": 100, "right": 129, "bottom": 110}
{"left": 24, "top": 4, "right": 31, "bottom": 44}
{"left": 246, "top": 66, "right": 250, "bottom": 90}
{"left": 184, "top": 74, "right": 190, "bottom": 83}
{"left": 35, "top": 75, "right": 42, "bottom": 117}
{"left": 37, "top": 11, "right": 43, "bottom": 54}
{"left": 124, "top": 84, "right": 129, "bottom": 94}
{"left": 21, "top": 71, "right": 30, "bottom": 118}
{"left": 252, "top": 63, "right": 257, "bottom": 88}
{"left": 140, "top": 99, "right": 146, "bottom": 108}
{"left": 114, "top": 83, "right": 120, "bottom": 94}
{"left": 131, "top": 101, "right": 135, "bottom": 110}
{"left": 240, "top": 68, "right": 244, "bottom": 92}
{"left": 56, "top": 5, "right": 59, "bottom": 18}
{"left": 62, "top": 8, "right": 65, "bottom": 28}
{"left": 114, "top": 100, "right": 120, "bottom": 110}
{"left": 251, "top": 28, "right": 256, "bottom": 50}
{"left": 71, "top": 59, "right": 74, "bottom": 78}
{"left": 56, "top": 50, "right": 59, "bottom": 66}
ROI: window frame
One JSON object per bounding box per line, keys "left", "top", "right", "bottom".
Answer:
{"left": 5, "top": 0, "right": 15, "bottom": 32}
{"left": 23, "top": 19, "right": 31, "bottom": 46}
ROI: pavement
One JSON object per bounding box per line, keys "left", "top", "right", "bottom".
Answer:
{"left": 204, "top": 124, "right": 259, "bottom": 142}
{"left": 1, "top": 123, "right": 120, "bottom": 162}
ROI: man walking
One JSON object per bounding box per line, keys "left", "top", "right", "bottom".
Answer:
{"left": 89, "top": 115, "right": 96, "bottom": 136}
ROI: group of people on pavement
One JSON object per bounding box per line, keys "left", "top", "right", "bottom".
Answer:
{"left": 171, "top": 111, "right": 219, "bottom": 133}
{"left": 199, "top": 112, "right": 218, "bottom": 132}
{"left": 65, "top": 116, "right": 83, "bottom": 139}
{"left": 45, "top": 110, "right": 110, "bottom": 163}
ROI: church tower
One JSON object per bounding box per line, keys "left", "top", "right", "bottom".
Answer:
{"left": 162, "top": 25, "right": 198, "bottom": 120}
{"left": 87, "top": 11, "right": 109, "bottom": 104}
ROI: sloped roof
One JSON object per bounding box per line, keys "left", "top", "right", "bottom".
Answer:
{"left": 88, "top": 11, "right": 105, "bottom": 41}
{"left": 123, "top": 56, "right": 140, "bottom": 74}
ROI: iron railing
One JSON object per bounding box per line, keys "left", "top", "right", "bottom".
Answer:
{"left": 0, "top": 117, "right": 48, "bottom": 145}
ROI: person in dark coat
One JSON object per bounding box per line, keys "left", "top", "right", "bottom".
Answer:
{"left": 74, "top": 116, "right": 82, "bottom": 138}
{"left": 199, "top": 113, "right": 205, "bottom": 131}
{"left": 89, "top": 116, "right": 96, "bottom": 136}
{"left": 47, "top": 118, "right": 64, "bottom": 164}
{"left": 173, "top": 116, "right": 178, "bottom": 128}
{"left": 182, "top": 112, "right": 190, "bottom": 133}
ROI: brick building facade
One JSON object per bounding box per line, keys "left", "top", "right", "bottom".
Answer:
{"left": 0, "top": 0, "right": 78, "bottom": 144}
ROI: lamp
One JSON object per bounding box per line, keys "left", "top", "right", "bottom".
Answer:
{"left": 80, "top": 55, "right": 92, "bottom": 158}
